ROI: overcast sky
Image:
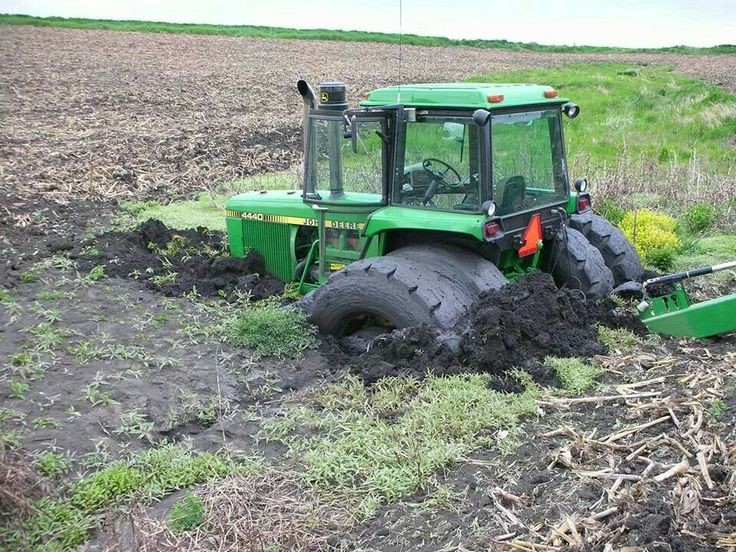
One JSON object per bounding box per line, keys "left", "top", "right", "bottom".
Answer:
{"left": 3, "top": 0, "right": 735, "bottom": 48}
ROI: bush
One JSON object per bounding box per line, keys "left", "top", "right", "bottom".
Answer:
{"left": 229, "top": 303, "right": 318, "bottom": 358}
{"left": 683, "top": 203, "right": 717, "bottom": 234}
{"left": 618, "top": 209, "right": 680, "bottom": 267}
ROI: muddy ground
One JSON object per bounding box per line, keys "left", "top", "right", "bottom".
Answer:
{"left": 2, "top": 219, "right": 735, "bottom": 551}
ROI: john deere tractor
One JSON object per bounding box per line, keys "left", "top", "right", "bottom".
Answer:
{"left": 225, "top": 80, "right": 644, "bottom": 334}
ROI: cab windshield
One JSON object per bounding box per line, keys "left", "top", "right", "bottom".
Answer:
{"left": 395, "top": 115, "right": 481, "bottom": 212}
{"left": 491, "top": 109, "right": 568, "bottom": 215}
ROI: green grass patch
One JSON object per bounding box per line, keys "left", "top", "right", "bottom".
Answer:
{"left": 266, "top": 373, "right": 540, "bottom": 518}
{"left": 116, "top": 171, "right": 297, "bottom": 231}
{"left": 673, "top": 234, "right": 736, "bottom": 271}
{"left": 468, "top": 63, "right": 736, "bottom": 169}
{"left": 1, "top": 444, "right": 262, "bottom": 551}
{"left": 229, "top": 302, "right": 318, "bottom": 359}
{"left": 597, "top": 327, "right": 640, "bottom": 353}
{"left": 168, "top": 491, "right": 205, "bottom": 533}
{"left": 3, "top": 14, "right": 734, "bottom": 54}
{"left": 546, "top": 356, "right": 602, "bottom": 396}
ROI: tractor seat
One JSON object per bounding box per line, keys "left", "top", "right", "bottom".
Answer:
{"left": 497, "top": 176, "right": 527, "bottom": 215}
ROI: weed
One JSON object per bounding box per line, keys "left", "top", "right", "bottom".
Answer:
{"left": 32, "top": 417, "right": 60, "bottom": 429}
{"left": 229, "top": 302, "right": 318, "bottom": 358}
{"left": 115, "top": 410, "right": 155, "bottom": 441}
{"left": 168, "top": 491, "right": 205, "bottom": 533}
{"left": 546, "top": 356, "right": 602, "bottom": 396}
{"left": 10, "top": 379, "right": 30, "bottom": 399}
{"left": 84, "top": 265, "right": 107, "bottom": 284}
{"left": 37, "top": 289, "right": 75, "bottom": 301}
{"left": 0, "top": 408, "right": 25, "bottom": 422}
{"left": 85, "top": 382, "right": 117, "bottom": 407}
{"left": 34, "top": 450, "right": 72, "bottom": 478}
{"left": 683, "top": 203, "right": 717, "bottom": 234}
{"left": 0, "top": 429, "right": 25, "bottom": 450}
{"left": 28, "top": 321, "right": 68, "bottom": 351}
{"left": 597, "top": 326, "right": 640, "bottom": 352}
{"left": 20, "top": 270, "right": 40, "bottom": 283}
{"left": 0, "top": 287, "right": 12, "bottom": 303}
{"left": 149, "top": 271, "right": 178, "bottom": 286}
{"left": 708, "top": 399, "right": 727, "bottom": 419}
{"left": 595, "top": 200, "right": 625, "bottom": 226}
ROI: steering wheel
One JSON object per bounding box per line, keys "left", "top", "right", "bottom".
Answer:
{"left": 421, "top": 158, "right": 462, "bottom": 204}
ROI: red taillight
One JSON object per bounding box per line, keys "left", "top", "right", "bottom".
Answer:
{"left": 577, "top": 195, "right": 591, "bottom": 213}
{"left": 544, "top": 90, "right": 558, "bottom": 98}
{"left": 487, "top": 94, "right": 504, "bottom": 103}
{"left": 484, "top": 222, "right": 500, "bottom": 238}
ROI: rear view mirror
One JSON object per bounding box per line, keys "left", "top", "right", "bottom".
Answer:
{"left": 472, "top": 109, "right": 492, "bottom": 126}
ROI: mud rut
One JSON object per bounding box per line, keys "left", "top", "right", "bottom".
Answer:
{"left": 2, "top": 26, "right": 736, "bottom": 551}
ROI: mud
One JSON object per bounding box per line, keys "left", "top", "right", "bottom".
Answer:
{"left": 74, "top": 219, "right": 283, "bottom": 298}
{"left": 342, "top": 271, "right": 643, "bottom": 386}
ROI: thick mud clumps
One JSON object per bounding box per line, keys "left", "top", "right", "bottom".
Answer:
{"left": 344, "top": 271, "right": 642, "bottom": 384}
{"left": 74, "top": 219, "right": 283, "bottom": 298}
{"left": 460, "top": 271, "right": 605, "bottom": 373}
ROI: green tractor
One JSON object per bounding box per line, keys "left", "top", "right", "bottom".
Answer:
{"left": 225, "top": 80, "right": 644, "bottom": 334}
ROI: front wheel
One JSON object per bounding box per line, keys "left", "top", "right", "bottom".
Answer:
{"left": 546, "top": 227, "right": 614, "bottom": 299}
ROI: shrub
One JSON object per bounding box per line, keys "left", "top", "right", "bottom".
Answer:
{"left": 683, "top": 203, "right": 717, "bottom": 234}
{"left": 229, "top": 303, "right": 318, "bottom": 358}
{"left": 618, "top": 209, "right": 680, "bottom": 267}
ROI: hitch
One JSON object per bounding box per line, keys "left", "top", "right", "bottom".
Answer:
{"left": 637, "top": 261, "right": 736, "bottom": 339}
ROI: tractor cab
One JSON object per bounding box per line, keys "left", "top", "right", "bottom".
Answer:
{"left": 225, "top": 79, "right": 590, "bottom": 297}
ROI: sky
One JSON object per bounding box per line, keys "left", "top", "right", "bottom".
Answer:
{"left": 2, "top": 0, "right": 735, "bottom": 48}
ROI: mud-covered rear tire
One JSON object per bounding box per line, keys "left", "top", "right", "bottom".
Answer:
{"left": 301, "top": 244, "right": 507, "bottom": 335}
{"left": 547, "top": 227, "right": 614, "bottom": 299}
{"left": 569, "top": 213, "right": 644, "bottom": 285}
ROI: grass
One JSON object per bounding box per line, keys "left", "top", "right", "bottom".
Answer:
{"left": 168, "top": 492, "right": 205, "bottom": 533}
{"left": 116, "top": 170, "right": 297, "bottom": 231}
{"left": 672, "top": 235, "right": 736, "bottom": 270}
{"left": 545, "top": 356, "right": 602, "bottom": 396}
{"left": 2, "top": 14, "right": 734, "bottom": 54}
{"left": 228, "top": 302, "right": 318, "bottom": 359}
{"left": 264, "top": 373, "right": 540, "bottom": 518}
{"left": 597, "top": 327, "right": 641, "bottom": 353}
{"left": 1, "top": 444, "right": 262, "bottom": 551}
{"left": 469, "top": 64, "right": 736, "bottom": 169}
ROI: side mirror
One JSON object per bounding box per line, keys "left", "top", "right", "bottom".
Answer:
{"left": 472, "top": 109, "right": 492, "bottom": 127}
{"left": 342, "top": 114, "right": 358, "bottom": 153}
{"left": 562, "top": 102, "right": 580, "bottom": 119}
{"left": 573, "top": 178, "right": 588, "bottom": 192}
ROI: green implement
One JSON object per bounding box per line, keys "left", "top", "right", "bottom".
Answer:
{"left": 637, "top": 261, "right": 736, "bottom": 339}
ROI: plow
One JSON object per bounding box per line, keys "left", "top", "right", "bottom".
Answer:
{"left": 224, "top": 79, "right": 735, "bottom": 340}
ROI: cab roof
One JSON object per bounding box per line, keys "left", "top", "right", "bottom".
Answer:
{"left": 361, "top": 83, "right": 568, "bottom": 110}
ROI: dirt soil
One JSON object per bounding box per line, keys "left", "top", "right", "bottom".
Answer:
{"left": 2, "top": 25, "right": 736, "bottom": 209}
{"left": 73, "top": 219, "right": 283, "bottom": 298}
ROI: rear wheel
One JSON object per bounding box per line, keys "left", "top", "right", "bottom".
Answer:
{"left": 302, "top": 244, "right": 508, "bottom": 335}
{"left": 569, "top": 213, "right": 644, "bottom": 285}
{"left": 547, "top": 227, "right": 614, "bottom": 299}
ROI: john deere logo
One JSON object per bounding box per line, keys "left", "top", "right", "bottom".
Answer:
{"left": 320, "top": 92, "right": 329, "bottom": 102}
